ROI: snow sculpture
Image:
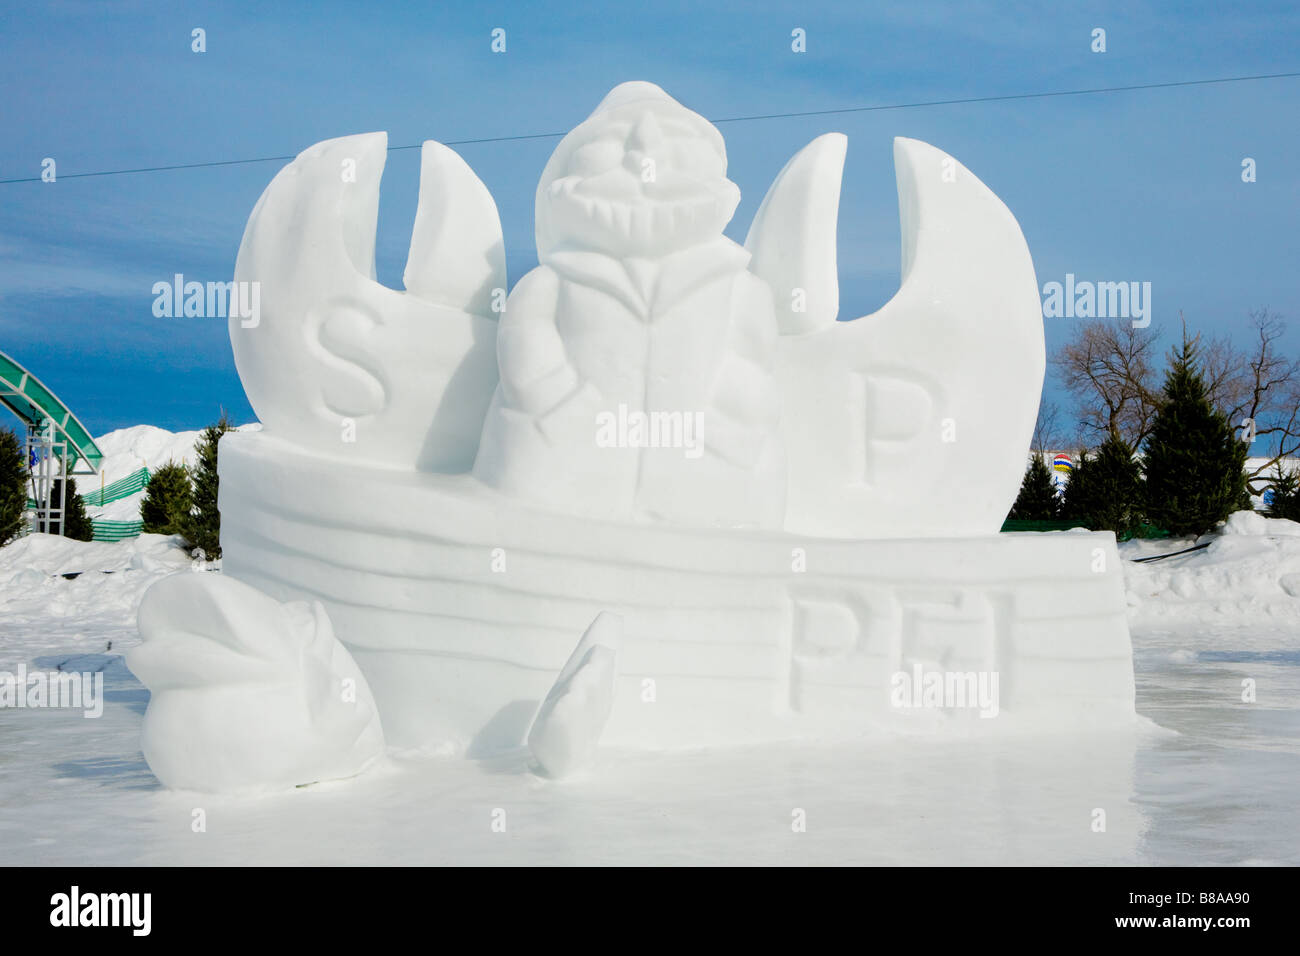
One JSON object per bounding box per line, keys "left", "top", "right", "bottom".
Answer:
{"left": 129, "top": 574, "right": 384, "bottom": 793}
{"left": 770, "top": 135, "right": 1045, "bottom": 538}
{"left": 474, "top": 83, "right": 784, "bottom": 527}
{"left": 231, "top": 134, "right": 504, "bottom": 472}
{"left": 527, "top": 611, "right": 623, "bottom": 778}
{"left": 133, "top": 81, "right": 1135, "bottom": 790}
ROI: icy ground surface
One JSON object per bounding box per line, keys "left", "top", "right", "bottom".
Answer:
{"left": 1, "top": 523, "right": 1298, "bottom": 865}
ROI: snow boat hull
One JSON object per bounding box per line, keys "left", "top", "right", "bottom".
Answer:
{"left": 219, "top": 431, "right": 1136, "bottom": 752}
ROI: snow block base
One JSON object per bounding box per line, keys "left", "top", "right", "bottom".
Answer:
{"left": 219, "top": 431, "right": 1136, "bottom": 752}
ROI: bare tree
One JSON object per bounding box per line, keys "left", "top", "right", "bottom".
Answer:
{"left": 1218, "top": 311, "right": 1300, "bottom": 492}
{"left": 1052, "top": 318, "right": 1161, "bottom": 447}
{"left": 1053, "top": 309, "right": 1300, "bottom": 495}
{"left": 1200, "top": 332, "right": 1248, "bottom": 410}
{"left": 1031, "top": 399, "right": 1061, "bottom": 454}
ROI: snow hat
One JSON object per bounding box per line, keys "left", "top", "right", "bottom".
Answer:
{"left": 535, "top": 81, "right": 730, "bottom": 255}
{"left": 582, "top": 81, "right": 727, "bottom": 157}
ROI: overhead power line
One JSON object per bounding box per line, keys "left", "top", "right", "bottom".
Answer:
{"left": 2, "top": 69, "right": 1297, "bottom": 186}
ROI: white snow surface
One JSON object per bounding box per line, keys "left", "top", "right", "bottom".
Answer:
{"left": 1123, "top": 512, "right": 1300, "bottom": 627}
{"left": 1, "top": 504, "right": 1297, "bottom": 863}
{"left": 95, "top": 424, "right": 205, "bottom": 484}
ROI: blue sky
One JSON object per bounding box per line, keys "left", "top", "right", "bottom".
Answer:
{"left": 1, "top": 0, "right": 1298, "bottom": 435}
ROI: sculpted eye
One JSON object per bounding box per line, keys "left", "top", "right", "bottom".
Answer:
{"left": 568, "top": 140, "right": 623, "bottom": 176}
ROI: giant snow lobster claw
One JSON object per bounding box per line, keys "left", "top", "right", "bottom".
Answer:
{"left": 231, "top": 132, "right": 505, "bottom": 472}
{"left": 746, "top": 133, "right": 1045, "bottom": 537}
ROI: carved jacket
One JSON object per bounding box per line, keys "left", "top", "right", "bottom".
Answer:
{"left": 474, "top": 235, "right": 786, "bottom": 528}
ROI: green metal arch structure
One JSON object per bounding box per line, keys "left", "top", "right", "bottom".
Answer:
{"left": 0, "top": 349, "right": 103, "bottom": 474}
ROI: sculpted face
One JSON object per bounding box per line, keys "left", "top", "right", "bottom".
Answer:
{"left": 542, "top": 97, "right": 741, "bottom": 258}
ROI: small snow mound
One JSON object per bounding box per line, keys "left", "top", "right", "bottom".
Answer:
{"left": 1124, "top": 512, "right": 1300, "bottom": 625}
{"left": 0, "top": 532, "right": 190, "bottom": 579}
{"left": 1221, "top": 510, "right": 1300, "bottom": 537}
{"left": 128, "top": 545, "right": 186, "bottom": 574}
{"left": 7, "top": 566, "right": 47, "bottom": 588}
{"left": 1222, "top": 510, "right": 1267, "bottom": 536}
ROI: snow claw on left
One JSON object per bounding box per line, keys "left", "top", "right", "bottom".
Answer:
{"left": 128, "top": 573, "right": 385, "bottom": 794}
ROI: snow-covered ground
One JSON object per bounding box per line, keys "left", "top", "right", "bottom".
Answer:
{"left": 2, "top": 437, "right": 1298, "bottom": 864}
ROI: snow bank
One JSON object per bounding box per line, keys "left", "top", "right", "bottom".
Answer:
{"left": 0, "top": 531, "right": 191, "bottom": 580}
{"left": 94, "top": 425, "right": 204, "bottom": 484}
{"left": 1122, "top": 511, "right": 1300, "bottom": 625}
{"left": 0, "top": 533, "right": 192, "bottom": 673}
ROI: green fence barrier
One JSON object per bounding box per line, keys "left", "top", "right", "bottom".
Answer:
{"left": 86, "top": 468, "right": 152, "bottom": 541}
{"left": 91, "top": 519, "right": 145, "bottom": 542}
{"left": 1120, "top": 524, "right": 1172, "bottom": 542}
{"left": 20, "top": 512, "right": 146, "bottom": 542}
{"left": 24, "top": 468, "right": 152, "bottom": 541}
{"left": 83, "top": 467, "right": 150, "bottom": 506}
{"left": 26, "top": 467, "right": 151, "bottom": 509}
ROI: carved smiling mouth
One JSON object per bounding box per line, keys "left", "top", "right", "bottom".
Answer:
{"left": 547, "top": 172, "right": 739, "bottom": 250}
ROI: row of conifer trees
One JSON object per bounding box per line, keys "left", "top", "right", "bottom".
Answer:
{"left": 1008, "top": 337, "right": 1296, "bottom": 538}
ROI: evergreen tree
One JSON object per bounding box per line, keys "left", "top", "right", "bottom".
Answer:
{"left": 140, "top": 461, "right": 193, "bottom": 537}
{"left": 180, "top": 414, "right": 234, "bottom": 560}
{"left": 1059, "top": 435, "right": 1144, "bottom": 536}
{"left": 42, "top": 476, "right": 95, "bottom": 541}
{"left": 1267, "top": 467, "right": 1300, "bottom": 522}
{"left": 62, "top": 477, "right": 95, "bottom": 541}
{"left": 1236, "top": 482, "right": 1256, "bottom": 514}
{"left": 1142, "top": 334, "right": 1248, "bottom": 537}
{"left": 0, "top": 428, "right": 27, "bottom": 547}
{"left": 1059, "top": 447, "right": 1094, "bottom": 526}
{"left": 1008, "top": 454, "right": 1059, "bottom": 520}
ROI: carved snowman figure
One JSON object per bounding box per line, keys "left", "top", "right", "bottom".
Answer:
{"left": 474, "top": 82, "right": 787, "bottom": 529}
